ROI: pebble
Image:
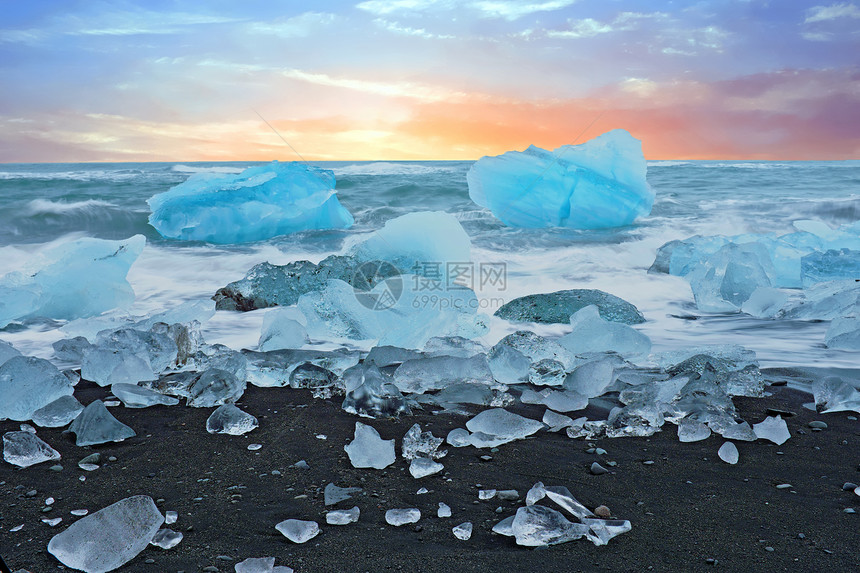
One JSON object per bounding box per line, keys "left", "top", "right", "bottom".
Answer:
{"left": 643, "top": 460, "right": 654, "bottom": 465}
{"left": 842, "top": 482, "right": 857, "bottom": 491}
{"left": 49, "top": 465, "right": 63, "bottom": 472}
{"left": 590, "top": 462, "right": 609, "bottom": 475}
{"left": 765, "top": 546, "right": 774, "bottom": 552}
{"left": 808, "top": 421, "right": 828, "bottom": 430}
{"left": 775, "top": 484, "right": 793, "bottom": 489}
{"left": 594, "top": 505, "right": 611, "bottom": 518}
{"left": 248, "top": 443, "right": 262, "bottom": 451}
{"left": 797, "top": 533, "right": 805, "bottom": 539}
{"left": 844, "top": 508, "right": 856, "bottom": 514}
{"left": 202, "top": 567, "right": 219, "bottom": 572}
{"left": 25, "top": 490, "right": 37, "bottom": 498}
{"left": 706, "top": 558, "right": 718, "bottom": 565}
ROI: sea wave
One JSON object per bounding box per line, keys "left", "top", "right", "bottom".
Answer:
{"left": 25, "top": 199, "right": 118, "bottom": 215}
{"left": 333, "top": 162, "right": 457, "bottom": 176}
{"left": 171, "top": 164, "right": 246, "bottom": 174}
{"left": 647, "top": 160, "right": 692, "bottom": 167}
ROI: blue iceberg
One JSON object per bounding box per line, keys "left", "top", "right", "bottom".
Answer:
{"left": 467, "top": 129, "right": 654, "bottom": 229}
{"left": 148, "top": 161, "right": 353, "bottom": 243}
{"left": 0, "top": 235, "right": 144, "bottom": 328}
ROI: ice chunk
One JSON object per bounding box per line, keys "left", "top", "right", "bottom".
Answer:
{"left": 68, "top": 401, "right": 135, "bottom": 446}
{"left": 825, "top": 316, "right": 860, "bottom": 350}
{"left": 324, "top": 483, "right": 362, "bottom": 506}
{"left": 465, "top": 408, "right": 543, "bottom": 445}
{"left": 487, "top": 344, "right": 531, "bottom": 384}
{"left": 111, "top": 383, "right": 179, "bottom": 408}
{"left": 148, "top": 161, "right": 352, "bottom": 243}
{"left": 206, "top": 404, "right": 259, "bottom": 435}
{"left": 393, "top": 355, "right": 493, "bottom": 394}
{"left": 687, "top": 242, "right": 774, "bottom": 312}
{"left": 452, "top": 522, "right": 473, "bottom": 540}
{"left": 31, "top": 395, "right": 84, "bottom": 428}
{"left": 47, "top": 495, "right": 164, "bottom": 573}
{"left": 401, "top": 423, "right": 446, "bottom": 460}
{"left": 493, "top": 331, "right": 575, "bottom": 370}
{"left": 715, "top": 420, "right": 757, "bottom": 441}
{"left": 409, "top": 457, "right": 444, "bottom": 478}
{"left": 427, "top": 382, "right": 513, "bottom": 410}
{"left": 525, "top": 482, "right": 595, "bottom": 520}
{"left": 81, "top": 348, "right": 157, "bottom": 387}
{"left": 741, "top": 287, "right": 790, "bottom": 318}
{"left": 468, "top": 130, "right": 654, "bottom": 229}
{"left": 0, "top": 339, "right": 21, "bottom": 366}
{"left": 3, "top": 430, "right": 61, "bottom": 468}
{"left": 0, "top": 356, "right": 75, "bottom": 421}
{"left": 258, "top": 308, "right": 309, "bottom": 351}
{"left": 423, "top": 336, "right": 486, "bottom": 358}
{"left": 96, "top": 326, "right": 179, "bottom": 374}
{"left": 0, "top": 235, "right": 145, "bottom": 327}
{"left": 752, "top": 415, "right": 790, "bottom": 445}
{"left": 581, "top": 518, "right": 633, "bottom": 546}
{"left": 677, "top": 419, "right": 711, "bottom": 442}
{"left": 813, "top": 376, "right": 860, "bottom": 413}
{"left": 385, "top": 508, "right": 421, "bottom": 526}
{"left": 447, "top": 428, "right": 472, "bottom": 447}
{"left": 244, "top": 347, "right": 358, "bottom": 388}
{"left": 528, "top": 358, "right": 567, "bottom": 387}
{"left": 350, "top": 211, "right": 470, "bottom": 271}
{"left": 341, "top": 363, "right": 411, "bottom": 418}
{"left": 288, "top": 363, "right": 340, "bottom": 398}
{"left": 543, "top": 409, "right": 575, "bottom": 432}
{"left": 235, "top": 557, "right": 275, "bottom": 573}
{"left": 186, "top": 368, "right": 246, "bottom": 407}
{"left": 150, "top": 528, "right": 183, "bottom": 549}
{"left": 495, "top": 289, "right": 645, "bottom": 325}
{"left": 492, "top": 515, "right": 515, "bottom": 536}
{"left": 274, "top": 519, "right": 320, "bottom": 543}
{"left": 718, "top": 441, "right": 739, "bottom": 464}
{"left": 801, "top": 248, "right": 860, "bottom": 286}
{"left": 564, "top": 358, "right": 615, "bottom": 398}
{"left": 365, "top": 345, "right": 423, "bottom": 367}
{"left": 558, "top": 306, "right": 651, "bottom": 359}
{"left": 326, "top": 506, "right": 360, "bottom": 525}
{"left": 344, "top": 422, "right": 395, "bottom": 469}
{"left": 438, "top": 502, "right": 452, "bottom": 518}
{"left": 511, "top": 505, "right": 590, "bottom": 547}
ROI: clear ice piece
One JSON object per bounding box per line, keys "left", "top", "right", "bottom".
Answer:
{"left": 528, "top": 358, "right": 567, "bottom": 387}
{"left": 718, "top": 441, "right": 739, "bottom": 464}
{"left": 452, "top": 522, "right": 473, "bottom": 540}
{"left": 825, "top": 316, "right": 860, "bottom": 350}
{"left": 3, "top": 430, "right": 61, "bottom": 468}
{"left": 67, "top": 400, "right": 135, "bottom": 446}
{"left": 324, "top": 483, "right": 362, "bottom": 506}
{"left": 581, "top": 518, "right": 633, "bottom": 546}
{"left": 47, "top": 495, "right": 164, "bottom": 573}
{"left": 447, "top": 428, "right": 472, "bottom": 447}
{"left": 393, "top": 355, "right": 494, "bottom": 394}
{"left": 511, "top": 505, "right": 590, "bottom": 547}
{"left": 409, "top": 457, "right": 444, "bottom": 478}
{"left": 437, "top": 502, "right": 452, "bottom": 518}
{"left": 341, "top": 363, "right": 411, "bottom": 418}
{"left": 31, "top": 395, "right": 84, "bottom": 428}
{"left": 564, "top": 358, "right": 616, "bottom": 399}
{"left": 275, "top": 519, "right": 320, "bottom": 544}
{"left": 558, "top": 306, "right": 651, "bottom": 359}
{"left": 713, "top": 420, "right": 757, "bottom": 441}
{"left": 111, "top": 383, "right": 179, "bottom": 408}
{"left": 465, "top": 408, "right": 544, "bottom": 445}
{"left": 164, "top": 511, "right": 177, "bottom": 525}
{"left": 0, "top": 356, "right": 75, "bottom": 421}
{"left": 543, "top": 409, "right": 575, "bottom": 432}
{"left": 492, "top": 515, "right": 515, "bottom": 536}
{"left": 235, "top": 557, "right": 275, "bottom": 573}
{"left": 344, "top": 422, "right": 395, "bottom": 469}
{"left": 206, "top": 404, "right": 258, "bottom": 435}
{"left": 385, "top": 508, "right": 421, "bottom": 526}
{"left": 401, "top": 423, "right": 446, "bottom": 460}
{"left": 325, "top": 506, "right": 360, "bottom": 525}
{"left": 258, "top": 308, "right": 309, "bottom": 351}
{"left": 541, "top": 390, "right": 588, "bottom": 413}
{"left": 0, "top": 339, "right": 22, "bottom": 366}
{"left": 677, "top": 419, "right": 711, "bottom": 443}
{"left": 752, "top": 415, "right": 790, "bottom": 445}
{"left": 150, "top": 528, "right": 183, "bottom": 549}
{"left": 186, "top": 368, "right": 246, "bottom": 408}
{"left": 81, "top": 348, "right": 156, "bottom": 387}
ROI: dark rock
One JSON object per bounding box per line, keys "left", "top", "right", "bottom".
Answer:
{"left": 494, "top": 289, "right": 645, "bottom": 325}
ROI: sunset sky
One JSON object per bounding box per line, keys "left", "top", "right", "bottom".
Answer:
{"left": 1, "top": 1, "right": 858, "bottom": 162}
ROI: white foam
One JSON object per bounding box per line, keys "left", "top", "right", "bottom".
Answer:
{"left": 170, "top": 164, "right": 246, "bottom": 174}
{"left": 25, "top": 199, "right": 117, "bottom": 215}
{"left": 333, "top": 162, "right": 455, "bottom": 176}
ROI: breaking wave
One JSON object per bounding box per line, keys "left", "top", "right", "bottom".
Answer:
{"left": 333, "top": 162, "right": 458, "bottom": 176}
{"left": 25, "top": 199, "right": 118, "bottom": 215}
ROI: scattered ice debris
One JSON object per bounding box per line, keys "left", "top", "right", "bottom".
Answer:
{"left": 718, "top": 442, "right": 739, "bottom": 464}
{"left": 68, "top": 401, "right": 135, "bottom": 446}
{"left": 677, "top": 419, "right": 711, "bottom": 443}
{"left": 148, "top": 161, "right": 353, "bottom": 243}
{"left": 164, "top": 510, "right": 177, "bottom": 525}
{"left": 467, "top": 129, "right": 654, "bottom": 229}
{"left": 258, "top": 308, "right": 309, "bottom": 351}
{"left": 494, "top": 289, "right": 646, "bottom": 325}
{"left": 206, "top": 404, "right": 259, "bottom": 435}
{"left": 0, "top": 356, "right": 75, "bottom": 421}
{"left": 31, "top": 395, "right": 84, "bottom": 428}
{"left": 438, "top": 502, "right": 452, "bottom": 518}
{"left": 409, "top": 457, "right": 444, "bottom": 478}
{"left": 71, "top": 509, "right": 89, "bottom": 517}
{"left": 325, "top": 506, "right": 360, "bottom": 525}
{"left": 3, "top": 430, "right": 61, "bottom": 468}
{"left": 344, "top": 422, "right": 396, "bottom": 469}
{"left": 401, "top": 423, "right": 446, "bottom": 460}
{"left": 275, "top": 519, "right": 320, "bottom": 543}
{"left": 752, "top": 415, "right": 791, "bottom": 445}
{"left": 559, "top": 305, "right": 651, "bottom": 359}
{"left": 465, "top": 408, "right": 544, "bottom": 447}
{"left": 324, "top": 483, "right": 362, "bottom": 506}
{"left": 150, "top": 528, "right": 183, "bottom": 549}
{"left": 0, "top": 235, "right": 145, "bottom": 327}
{"left": 453, "top": 522, "right": 473, "bottom": 540}
{"left": 111, "top": 383, "right": 179, "bottom": 408}
{"left": 10, "top": 524, "right": 24, "bottom": 532}
{"left": 42, "top": 517, "right": 63, "bottom": 527}
{"left": 47, "top": 495, "right": 164, "bottom": 573}
{"left": 385, "top": 508, "right": 421, "bottom": 526}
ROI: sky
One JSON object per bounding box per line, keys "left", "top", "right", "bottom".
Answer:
{"left": 0, "top": 1, "right": 858, "bottom": 162}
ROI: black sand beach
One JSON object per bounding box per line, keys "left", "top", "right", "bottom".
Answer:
{"left": 2, "top": 378, "right": 860, "bottom": 573}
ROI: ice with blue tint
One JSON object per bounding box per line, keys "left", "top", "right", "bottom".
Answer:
{"left": 147, "top": 161, "right": 353, "bottom": 243}
{"left": 801, "top": 249, "right": 860, "bottom": 287}
{"left": 0, "top": 235, "right": 145, "bottom": 327}
{"left": 467, "top": 130, "right": 654, "bottom": 229}
{"left": 258, "top": 307, "right": 308, "bottom": 351}
{"left": 559, "top": 306, "right": 651, "bottom": 359}
{"left": 0, "top": 356, "right": 75, "bottom": 422}
{"left": 688, "top": 242, "right": 774, "bottom": 313}
{"left": 825, "top": 316, "right": 860, "bottom": 350}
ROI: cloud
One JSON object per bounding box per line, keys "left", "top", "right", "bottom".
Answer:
{"left": 373, "top": 18, "right": 454, "bottom": 39}
{"left": 470, "top": 0, "right": 578, "bottom": 20}
{"left": 546, "top": 18, "right": 614, "bottom": 39}
{"left": 280, "top": 68, "right": 470, "bottom": 103}
{"left": 355, "top": 0, "right": 451, "bottom": 16}
{"left": 805, "top": 2, "right": 860, "bottom": 23}
{"left": 247, "top": 12, "right": 336, "bottom": 38}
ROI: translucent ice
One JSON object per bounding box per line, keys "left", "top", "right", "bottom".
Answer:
{"left": 0, "top": 356, "right": 75, "bottom": 421}
{"left": 324, "top": 483, "right": 362, "bottom": 506}
{"left": 812, "top": 376, "right": 860, "bottom": 413}
{"left": 525, "top": 482, "right": 595, "bottom": 520}
{"left": 409, "top": 457, "right": 444, "bottom": 478}
{"left": 677, "top": 419, "right": 711, "bottom": 442}
{"left": 423, "top": 335, "right": 486, "bottom": 358}
{"left": 529, "top": 359, "right": 567, "bottom": 387}
{"left": 111, "top": 383, "right": 179, "bottom": 408}
{"left": 543, "top": 410, "right": 576, "bottom": 432}
{"left": 438, "top": 502, "right": 452, "bottom": 518}
{"left": 581, "top": 518, "right": 633, "bottom": 546}
{"left": 495, "top": 289, "right": 645, "bottom": 325}
{"left": 68, "top": 401, "right": 136, "bottom": 446}
{"left": 393, "top": 355, "right": 493, "bottom": 394}
{"left": 511, "top": 505, "right": 590, "bottom": 547}
{"left": 235, "top": 558, "right": 275, "bottom": 573}
{"left": 0, "top": 339, "right": 21, "bottom": 366}
{"left": 0, "top": 235, "right": 145, "bottom": 327}
{"left": 564, "top": 358, "right": 616, "bottom": 399}
{"left": 47, "top": 495, "right": 164, "bottom": 573}
{"left": 365, "top": 345, "right": 423, "bottom": 367}
{"left": 401, "top": 423, "right": 446, "bottom": 460}
{"left": 344, "top": 422, "right": 396, "bottom": 469}
{"left": 32, "top": 395, "right": 84, "bottom": 428}
{"left": 206, "top": 404, "right": 259, "bottom": 435}
{"left": 186, "top": 368, "right": 246, "bottom": 408}
{"left": 275, "top": 519, "right": 320, "bottom": 543}
{"left": 801, "top": 248, "right": 860, "bottom": 286}
{"left": 341, "top": 363, "right": 411, "bottom": 418}
{"left": 492, "top": 331, "right": 575, "bottom": 371}
{"left": 326, "top": 506, "right": 360, "bottom": 525}
{"left": 718, "top": 441, "right": 739, "bottom": 464}
{"left": 96, "top": 327, "right": 179, "bottom": 374}
{"left": 558, "top": 306, "right": 651, "bottom": 359}
{"left": 148, "top": 161, "right": 352, "bottom": 243}
{"left": 467, "top": 129, "right": 654, "bottom": 229}
{"left": 150, "top": 528, "right": 183, "bottom": 549}
{"left": 452, "top": 522, "right": 473, "bottom": 540}
{"left": 81, "top": 348, "right": 157, "bottom": 387}
{"left": 465, "top": 408, "right": 543, "bottom": 446}
{"left": 258, "top": 308, "right": 308, "bottom": 351}
{"left": 487, "top": 344, "right": 531, "bottom": 385}
{"left": 385, "top": 508, "right": 421, "bottom": 526}
{"left": 687, "top": 242, "right": 774, "bottom": 312}
{"left": 3, "top": 430, "right": 61, "bottom": 468}
{"left": 825, "top": 316, "right": 860, "bottom": 350}
{"left": 752, "top": 415, "right": 790, "bottom": 445}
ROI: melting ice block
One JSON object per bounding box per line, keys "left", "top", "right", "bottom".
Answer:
{"left": 68, "top": 401, "right": 136, "bottom": 446}
{"left": 409, "top": 457, "right": 444, "bottom": 478}
{"left": 3, "top": 430, "right": 61, "bottom": 468}
{"left": 465, "top": 408, "right": 544, "bottom": 446}
{"left": 677, "top": 419, "right": 711, "bottom": 442}
{"left": 467, "top": 129, "right": 654, "bottom": 229}
{"left": 206, "top": 404, "right": 259, "bottom": 435}
{"left": 564, "top": 358, "right": 615, "bottom": 399}
{"left": 718, "top": 441, "right": 739, "bottom": 464}
{"left": 326, "top": 506, "right": 360, "bottom": 525}
{"left": 0, "top": 339, "right": 21, "bottom": 366}
{"left": 344, "top": 422, "right": 396, "bottom": 469}
{"left": 825, "top": 316, "right": 860, "bottom": 350}
{"left": 48, "top": 495, "right": 164, "bottom": 573}
{"left": 393, "top": 355, "right": 494, "bottom": 394}
{"left": 258, "top": 308, "right": 309, "bottom": 351}
{"left": 111, "top": 383, "right": 179, "bottom": 408}
{"left": 186, "top": 368, "right": 246, "bottom": 407}
{"left": 511, "top": 505, "right": 590, "bottom": 547}
{"left": 150, "top": 528, "right": 183, "bottom": 549}
{"left": 32, "top": 395, "right": 84, "bottom": 428}
{"left": 452, "top": 522, "right": 473, "bottom": 540}
{"left": 341, "top": 363, "right": 411, "bottom": 418}
{"left": 385, "top": 508, "right": 421, "bottom": 526}
{"left": 752, "top": 415, "right": 790, "bottom": 445}
{"left": 275, "top": 519, "right": 320, "bottom": 543}
{"left": 148, "top": 161, "right": 353, "bottom": 243}
{"left": 0, "top": 356, "right": 76, "bottom": 421}
{"left": 401, "top": 423, "right": 446, "bottom": 460}
{"left": 688, "top": 243, "right": 774, "bottom": 312}
{"left": 495, "top": 289, "right": 645, "bottom": 325}
{"left": 0, "top": 235, "right": 144, "bottom": 327}
{"left": 559, "top": 305, "right": 651, "bottom": 359}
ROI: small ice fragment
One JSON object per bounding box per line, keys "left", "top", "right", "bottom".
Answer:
{"left": 247, "top": 443, "right": 262, "bottom": 451}
{"left": 206, "top": 404, "right": 259, "bottom": 435}
{"left": 68, "top": 400, "right": 135, "bottom": 446}
{"left": 717, "top": 420, "right": 757, "bottom": 441}
{"left": 3, "top": 431, "right": 61, "bottom": 468}
{"left": 235, "top": 557, "right": 275, "bottom": 573}
{"left": 752, "top": 415, "right": 791, "bottom": 445}
{"left": 275, "top": 519, "right": 320, "bottom": 543}
{"left": 47, "top": 495, "right": 164, "bottom": 572}
{"left": 453, "top": 522, "right": 473, "bottom": 540}
{"left": 581, "top": 517, "right": 633, "bottom": 546}
{"left": 492, "top": 515, "right": 515, "bottom": 536}
{"left": 42, "top": 517, "right": 62, "bottom": 527}
{"left": 718, "top": 442, "right": 739, "bottom": 464}
{"left": 344, "top": 422, "right": 395, "bottom": 469}
{"left": 677, "top": 419, "right": 711, "bottom": 443}
{"left": 79, "top": 463, "right": 99, "bottom": 471}
{"left": 325, "top": 506, "right": 360, "bottom": 525}
{"left": 478, "top": 489, "right": 497, "bottom": 500}
{"left": 316, "top": 434, "right": 327, "bottom": 439}
{"left": 165, "top": 510, "right": 177, "bottom": 524}
{"left": 70, "top": 509, "right": 88, "bottom": 516}
{"left": 409, "top": 457, "right": 444, "bottom": 478}
{"left": 324, "top": 483, "right": 362, "bottom": 506}
{"left": 401, "top": 423, "right": 446, "bottom": 460}
{"left": 446, "top": 428, "right": 472, "bottom": 447}
{"left": 111, "top": 383, "right": 179, "bottom": 408}
{"left": 150, "top": 528, "right": 183, "bottom": 549}
{"left": 10, "top": 524, "right": 24, "bottom": 532}
{"left": 416, "top": 487, "right": 429, "bottom": 494}
{"left": 385, "top": 508, "right": 421, "bottom": 526}
{"left": 437, "top": 502, "right": 452, "bottom": 518}
{"left": 511, "top": 505, "right": 590, "bottom": 547}
{"left": 45, "top": 497, "right": 55, "bottom": 505}
{"left": 465, "top": 408, "right": 543, "bottom": 445}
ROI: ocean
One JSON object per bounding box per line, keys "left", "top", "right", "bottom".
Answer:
{"left": 1, "top": 159, "right": 859, "bottom": 370}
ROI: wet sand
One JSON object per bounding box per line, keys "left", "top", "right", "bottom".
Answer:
{"left": 2, "top": 379, "right": 860, "bottom": 572}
